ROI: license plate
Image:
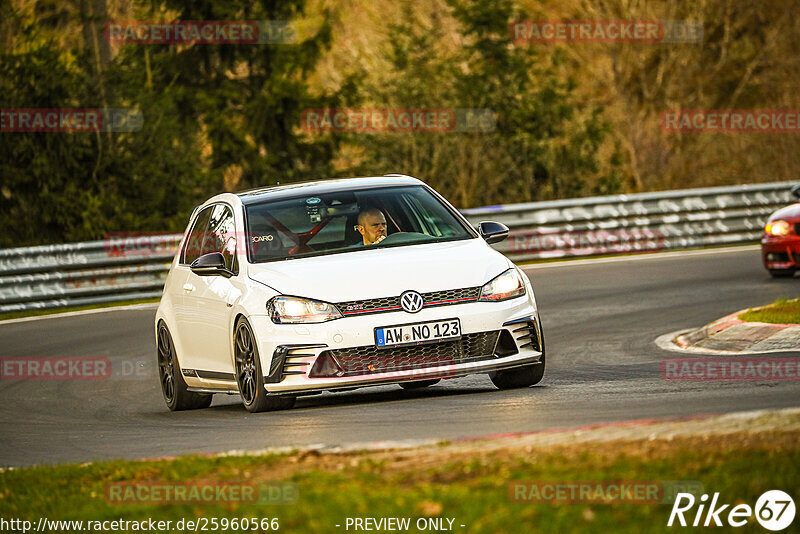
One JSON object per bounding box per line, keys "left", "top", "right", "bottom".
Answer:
{"left": 375, "top": 318, "right": 461, "bottom": 348}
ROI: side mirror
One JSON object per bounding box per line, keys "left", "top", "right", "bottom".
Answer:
{"left": 190, "top": 252, "right": 233, "bottom": 278}
{"left": 478, "top": 221, "right": 509, "bottom": 244}
{"left": 791, "top": 184, "right": 800, "bottom": 200}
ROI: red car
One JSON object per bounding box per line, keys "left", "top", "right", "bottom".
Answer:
{"left": 762, "top": 184, "right": 800, "bottom": 277}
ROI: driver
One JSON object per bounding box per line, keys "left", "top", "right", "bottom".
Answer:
{"left": 357, "top": 207, "right": 388, "bottom": 245}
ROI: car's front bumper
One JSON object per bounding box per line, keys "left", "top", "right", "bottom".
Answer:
{"left": 762, "top": 233, "right": 800, "bottom": 270}
{"left": 248, "top": 296, "right": 542, "bottom": 395}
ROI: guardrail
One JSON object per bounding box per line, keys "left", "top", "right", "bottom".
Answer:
{"left": 0, "top": 181, "right": 795, "bottom": 313}
{"left": 0, "top": 235, "right": 180, "bottom": 313}
{"left": 461, "top": 181, "right": 794, "bottom": 262}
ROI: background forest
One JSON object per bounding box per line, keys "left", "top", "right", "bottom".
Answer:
{"left": 1, "top": 0, "right": 798, "bottom": 246}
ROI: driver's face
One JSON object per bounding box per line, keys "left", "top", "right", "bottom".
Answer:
{"left": 359, "top": 212, "right": 387, "bottom": 245}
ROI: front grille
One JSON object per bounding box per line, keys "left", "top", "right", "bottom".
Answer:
{"left": 310, "top": 330, "right": 501, "bottom": 377}
{"left": 767, "top": 252, "right": 790, "bottom": 263}
{"left": 338, "top": 295, "right": 398, "bottom": 315}
{"left": 795, "top": 222, "right": 800, "bottom": 235}
{"left": 337, "top": 287, "right": 481, "bottom": 316}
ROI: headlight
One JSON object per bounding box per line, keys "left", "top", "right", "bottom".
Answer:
{"left": 479, "top": 268, "right": 526, "bottom": 302}
{"left": 268, "top": 296, "right": 342, "bottom": 324}
{"left": 765, "top": 220, "right": 791, "bottom": 236}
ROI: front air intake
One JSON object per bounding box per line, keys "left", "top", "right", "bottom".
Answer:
{"left": 503, "top": 316, "right": 541, "bottom": 352}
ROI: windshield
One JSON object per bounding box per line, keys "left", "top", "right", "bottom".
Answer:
{"left": 244, "top": 185, "right": 474, "bottom": 263}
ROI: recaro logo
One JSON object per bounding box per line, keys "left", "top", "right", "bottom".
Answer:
{"left": 400, "top": 291, "right": 424, "bottom": 313}
{"left": 668, "top": 490, "right": 795, "bottom": 530}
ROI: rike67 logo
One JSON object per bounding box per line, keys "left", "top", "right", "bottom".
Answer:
{"left": 668, "top": 490, "right": 795, "bottom": 531}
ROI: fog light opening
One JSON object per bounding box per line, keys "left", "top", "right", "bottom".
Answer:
{"left": 308, "top": 352, "right": 345, "bottom": 378}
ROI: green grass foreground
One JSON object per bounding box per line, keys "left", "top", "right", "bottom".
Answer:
{"left": 739, "top": 298, "right": 800, "bottom": 325}
{"left": 1, "top": 431, "right": 798, "bottom": 533}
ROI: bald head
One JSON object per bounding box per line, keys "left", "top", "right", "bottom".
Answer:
{"left": 357, "top": 208, "right": 387, "bottom": 245}
{"left": 357, "top": 208, "right": 383, "bottom": 226}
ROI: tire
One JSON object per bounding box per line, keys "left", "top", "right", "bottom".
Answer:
{"left": 490, "top": 321, "right": 546, "bottom": 390}
{"left": 769, "top": 269, "right": 796, "bottom": 278}
{"left": 157, "top": 322, "right": 213, "bottom": 411}
{"left": 234, "top": 318, "right": 296, "bottom": 413}
{"left": 399, "top": 379, "right": 441, "bottom": 390}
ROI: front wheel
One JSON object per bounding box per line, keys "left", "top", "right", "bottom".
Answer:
{"left": 490, "top": 321, "right": 546, "bottom": 390}
{"left": 234, "top": 318, "right": 296, "bottom": 413}
{"left": 399, "top": 379, "right": 441, "bottom": 390}
{"left": 769, "top": 268, "right": 796, "bottom": 278}
{"left": 157, "top": 322, "right": 212, "bottom": 411}
{"left": 491, "top": 356, "right": 545, "bottom": 390}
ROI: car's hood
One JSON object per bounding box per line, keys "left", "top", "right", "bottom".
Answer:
{"left": 769, "top": 203, "right": 800, "bottom": 221}
{"left": 247, "top": 238, "right": 512, "bottom": 302}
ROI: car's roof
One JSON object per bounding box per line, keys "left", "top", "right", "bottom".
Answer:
{"left": 235, "top": 174, "right": 423, "bottom": 205}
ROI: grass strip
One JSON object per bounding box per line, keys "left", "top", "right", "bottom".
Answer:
{"left": 739, "top": 298, "right": 800, "bottom": 325}
{"left": 1, "top": 430, "right": 797, "bottom": 533}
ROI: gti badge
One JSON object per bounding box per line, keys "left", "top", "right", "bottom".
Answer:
{"left": 400, "top": 290, "right": 424, "bottom": 313}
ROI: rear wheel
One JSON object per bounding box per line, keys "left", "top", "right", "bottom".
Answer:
{"left": 234, "top": 318, "right": 296, "bottom": 413}
{"left": 157, "top": 322, "right": 212, "bottom": 411}
{"left": 490, "top": 321, "right": 546, "bottom": 390}
{"left": 399, "top": 379, "right": 441, "bottom": 390}
{"left": 769, "top": 268, "right": 796, "bottom": 278}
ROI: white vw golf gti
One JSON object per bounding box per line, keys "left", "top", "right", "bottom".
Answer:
{"left": 155, "top": 175, "right": 545, "bottom": 412}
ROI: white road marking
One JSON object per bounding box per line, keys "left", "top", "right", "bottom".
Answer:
{"left": 521, "top": 245, "right": 760, "bottom": 270}
{"left": 0, "top": 303, "right": 159, "bottom": 325}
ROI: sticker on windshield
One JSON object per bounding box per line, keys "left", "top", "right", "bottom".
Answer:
{"left": 251, "top": 234, "right": 274, "bottom": 242}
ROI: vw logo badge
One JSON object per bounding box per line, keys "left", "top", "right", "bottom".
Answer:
{"left": 400, "top": 290, "right": 424, "bottom": 313}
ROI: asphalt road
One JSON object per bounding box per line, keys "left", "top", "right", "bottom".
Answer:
{"left": 1, "top": 246, "right": 798, "bottom": 467}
